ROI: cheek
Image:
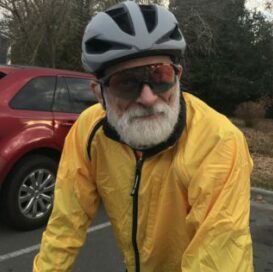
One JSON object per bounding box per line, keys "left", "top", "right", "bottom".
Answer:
{"left": 160, "top": 87, "right": 177, "bottom": 105}
{"left": 106, "top": 92, "right": 132, "bottom": 117}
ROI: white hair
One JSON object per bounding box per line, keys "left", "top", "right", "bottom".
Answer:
{"left": 105, "top": 81, "right": 181, "bottom": 149}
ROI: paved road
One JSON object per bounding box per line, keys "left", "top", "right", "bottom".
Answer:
{"left": 0, "top": 201, "right": 272, "bottom": 272}
{"left": 250, "top": 201, "right": 273, "bottom": 272}
{"left": 0, "top": 205, "right": 124, "bottom": 272}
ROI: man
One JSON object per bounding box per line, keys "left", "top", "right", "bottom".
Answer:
{"left": 33, "top": 1, "right": 253, "bottom": 271}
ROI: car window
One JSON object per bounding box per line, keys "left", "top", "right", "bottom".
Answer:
{"left": 65, "top": 77, "right": 97, "bottom": 113}
{"left": 53, "top": 77, "right": 72, "bottom": 112}
{"left": 53, "top": 77, "right": 96, "bottom": 114}
{"left": 10, "top": 76, "right": 55, "bottom": 111}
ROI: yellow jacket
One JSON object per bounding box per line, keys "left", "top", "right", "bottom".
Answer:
{"left": 33, "top": 92, "right": 253, "bottom": 271}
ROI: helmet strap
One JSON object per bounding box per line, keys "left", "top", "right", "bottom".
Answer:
{"left": 100, "top": 83, "right": 107, "bottom": 110}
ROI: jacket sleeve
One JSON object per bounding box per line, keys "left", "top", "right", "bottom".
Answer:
{"left": 181, "top": 129, "right": 253, "bottom": 272}
{"left": 33, "top": 118, "right": 100, "bottom": 272}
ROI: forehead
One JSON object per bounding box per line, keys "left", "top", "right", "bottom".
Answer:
{"left": 105, "top": 55, "right": 173, "bottom": 76}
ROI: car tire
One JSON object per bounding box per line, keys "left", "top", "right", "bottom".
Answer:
{"left": 1, "top": 154, "right": 58, "bottom": 230}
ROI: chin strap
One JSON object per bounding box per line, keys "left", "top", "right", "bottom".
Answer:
{"left": 100, "top": 83, "right": 107, "bottom": 110}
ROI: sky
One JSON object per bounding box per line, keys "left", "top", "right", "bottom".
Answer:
{"left": 246, "top": 0, "right": 268, "bottom": 9}
{"left": 245, "top": 0, "right": 273, "bottom": 20}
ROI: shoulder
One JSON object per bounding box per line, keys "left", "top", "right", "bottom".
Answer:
{"left": 175, "top": 93, "right": 251, "bottom": 184}
{"left": 73, "top": 103, "right": 106, "bottom": 136}
{"left": 182, "top": 92, "right": 242, "bottom": 141}
{"left": 65, "top": 103, "right": 106, "bottom": 153}
{"left": 78, "top": 103, "right": 105, "bottom": 126}
{"left": 178, "top": 92, "right": 248, "bottom": 167}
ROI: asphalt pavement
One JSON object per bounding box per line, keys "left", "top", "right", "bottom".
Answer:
{"left": 250, "top": 188, "right": 273, "bottom": 272}
{"left": 0, "top": 188, "right": 272, "bottom": 272}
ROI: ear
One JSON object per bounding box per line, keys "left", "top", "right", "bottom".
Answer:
{"left": 176, "top": 64, "right": 183, "bottom": 79}
{"left": 91, "top": 80, "right": 104, "bottom": 105}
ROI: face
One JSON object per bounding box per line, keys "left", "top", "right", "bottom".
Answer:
{"left": 93, "top": 56, "right": 183, "bottom": 149}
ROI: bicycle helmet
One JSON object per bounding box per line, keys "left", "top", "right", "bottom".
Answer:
{"left": 81, "top": 1, "right": 186, "bottom": 78}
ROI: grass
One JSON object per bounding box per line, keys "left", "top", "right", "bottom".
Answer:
{"left": 231, "top": 118, "right": 273, "bottom": 191}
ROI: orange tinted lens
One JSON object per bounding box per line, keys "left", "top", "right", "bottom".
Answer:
{"left": 106, "top": 64, "right": 176, "bottom": 100}
{"left": 150, "top": 64, "right": 175, "bottom": 83}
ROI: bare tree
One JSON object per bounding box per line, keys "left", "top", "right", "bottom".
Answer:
{"left": 0, "top": 0, "right": 175, "bottom": 69}
{"left": 169, "top": 0, "right": 245, "bottom": 56}
{"left": 0, "top": 0, "right": 73, "bottom": 66}
{"left": 0, "top": 0, "right": 96, "bottom": 68}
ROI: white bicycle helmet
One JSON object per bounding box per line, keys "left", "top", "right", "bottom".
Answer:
{"left": 81, "top": 1, "right": 186, "bottom": 78}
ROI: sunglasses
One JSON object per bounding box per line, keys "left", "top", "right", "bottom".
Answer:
{"left": 100, "top": 63, "right": 179, "bottom": 101}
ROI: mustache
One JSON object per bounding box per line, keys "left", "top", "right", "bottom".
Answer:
{"left": 126, "top": 104, "right": 167, "bottom": 119}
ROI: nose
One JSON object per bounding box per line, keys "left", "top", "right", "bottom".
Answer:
{"left": 135, "top": 84, "right": 158, "bottom": 106}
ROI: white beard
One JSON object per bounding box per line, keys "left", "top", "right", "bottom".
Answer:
{"left": 105, "top": 82, "right": 181, "bottom": 149}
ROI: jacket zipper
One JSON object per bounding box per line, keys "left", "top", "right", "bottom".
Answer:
{"left": 131, "top": 154, "right": 144, "bottom": 272}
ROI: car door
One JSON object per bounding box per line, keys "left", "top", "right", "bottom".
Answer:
{"left": 52, "top": 76, "right": 97, "bottom": 149}
{"left": 5, "top": 75, "right": 56, "bottom": 152}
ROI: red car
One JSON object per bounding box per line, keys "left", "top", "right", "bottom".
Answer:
{"left": 0, "top": 65, "right": 96, "bottom": 230}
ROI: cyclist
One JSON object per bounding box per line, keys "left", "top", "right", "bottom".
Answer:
{"left": 33, "top": 1, "right": 253, "bottom": 271}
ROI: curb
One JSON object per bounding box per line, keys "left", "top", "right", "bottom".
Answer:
{"left": 251, "top": 187, "right": 273, "bottom": 205}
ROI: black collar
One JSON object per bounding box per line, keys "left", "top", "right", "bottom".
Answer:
{"left": 102, "top": 95, "right": 186, "bottom": 158}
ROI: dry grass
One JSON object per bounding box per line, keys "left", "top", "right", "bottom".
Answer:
{"left": 242, "top": 127, "right": 273, "bottom": 157}
{"left": 231, "top": 118, "right": 273, "bottom": 190}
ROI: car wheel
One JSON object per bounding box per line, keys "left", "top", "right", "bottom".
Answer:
{"left": 1, "top": 154, "right": 58, "bottom": 230}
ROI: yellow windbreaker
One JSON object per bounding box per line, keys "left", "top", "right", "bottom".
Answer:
{"left": 33, "top": 92, "right": 253, "bottom": 272}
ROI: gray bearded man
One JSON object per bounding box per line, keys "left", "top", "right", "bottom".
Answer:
{"left": 34, "top": 1, "right": 254, "bottom": 271}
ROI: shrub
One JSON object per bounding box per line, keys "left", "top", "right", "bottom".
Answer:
{"left": 242, "top": 128, "right": 273, "bottom": 157}
{"left": 234, "top": 100, "right": 266, "bottom": 127}
{"left": 260, "top": 96, "right": 273, "bottom": 118}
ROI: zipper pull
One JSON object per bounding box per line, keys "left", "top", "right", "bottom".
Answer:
{"left": 131, "top": 152, "right": 143, "bottom": 196}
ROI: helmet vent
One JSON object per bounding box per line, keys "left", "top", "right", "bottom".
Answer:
{"left": 169, "top": 25, "right": 182, "bottom": 40}
{"left": 139, "top": 5, "right": 156, "bottom": 33}
{"left": 156, "top": 25, "right": 182, "bottom": 44}
{"left": 85, "top": 38, "right": 131, "bottom": 54}
{"left": 105, "top": 7, "right": 135, "bottom": 36}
